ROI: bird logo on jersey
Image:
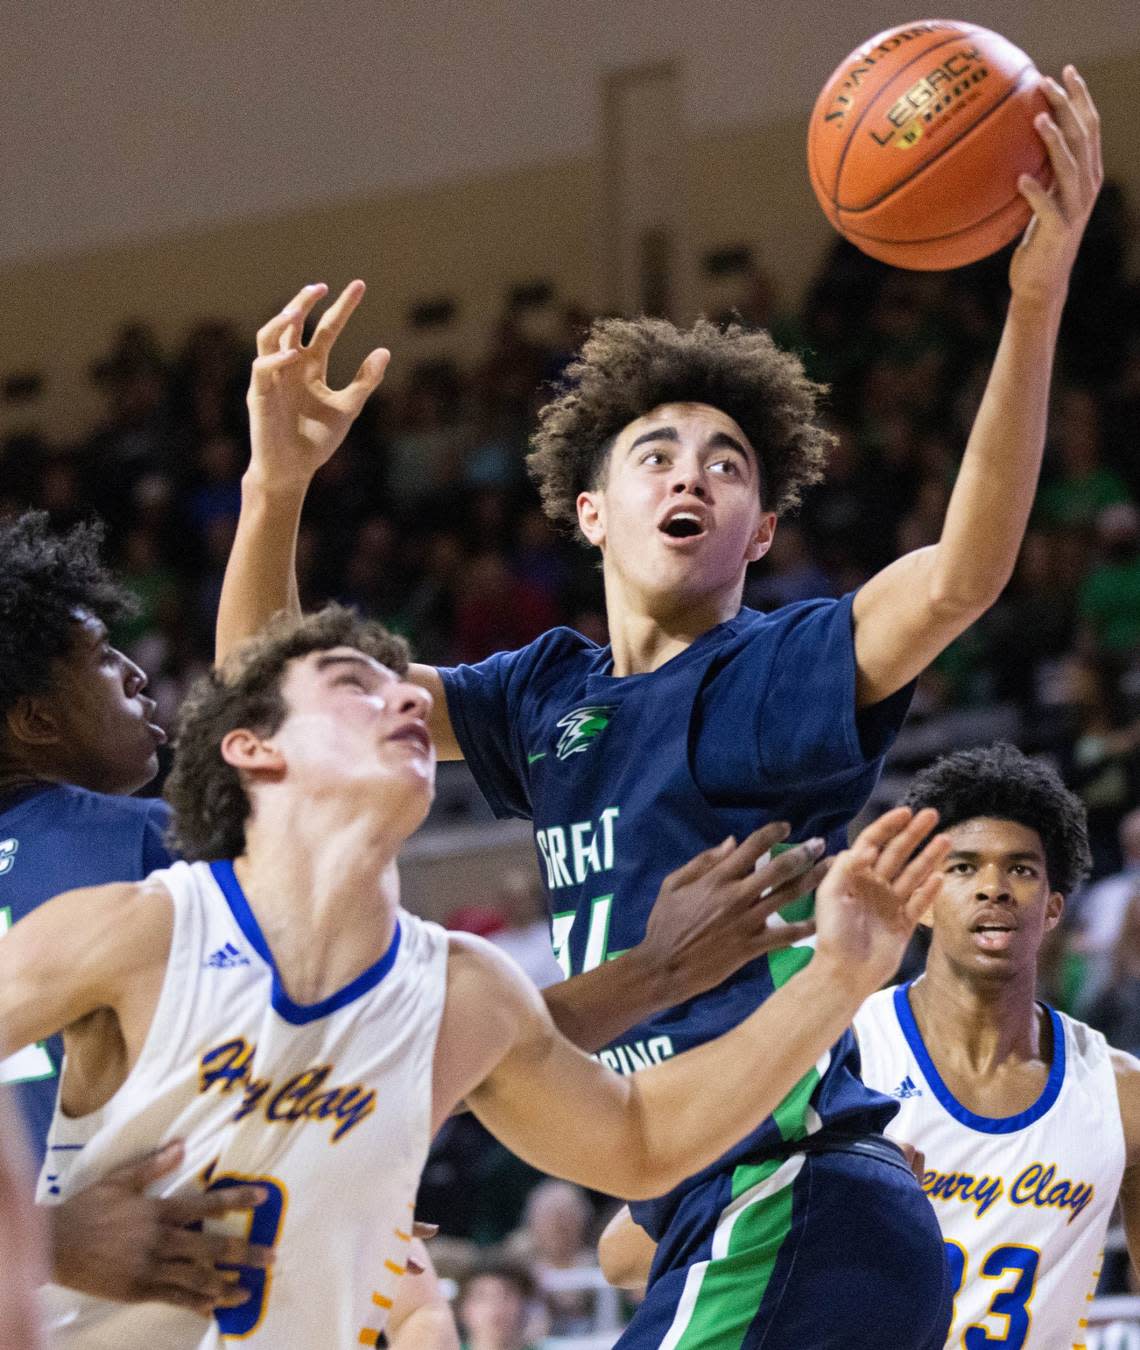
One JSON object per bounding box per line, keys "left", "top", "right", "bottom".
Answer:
{"left": 554, "top": 706, "right": 616, "bottom": 762}
{"left": 0, "top": 839, "right": 17, "bottom": 876}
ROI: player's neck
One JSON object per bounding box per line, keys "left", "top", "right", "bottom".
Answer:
{"left": 231, "top": 803, "right": 402, "bottom": 1004}
{"left": 909, "top": 959, "right": 1044, "bottom": 1074}
{"left": 603, "top": 571, "right": 742, "bottom": 676}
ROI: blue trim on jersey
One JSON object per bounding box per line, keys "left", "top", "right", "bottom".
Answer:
{"left": 209, "top": 860, "right": 402, "bottom": 1025}
{"left": 893, "top": 982, "right": 1066, "bottom": 1134}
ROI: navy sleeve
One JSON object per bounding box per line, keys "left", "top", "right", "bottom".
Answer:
{"left": 438, "top": 645, "right": 537, "bottom": 821}
{"left": 440, "top": 629, "right": 594, "bottom": 821}
{"left": 140, "top": 798, "right": 178, "bottom": 872}
{"left": 758, "top": 593, "right": 913, "bottom": 787}
{"left": 698, "top": 595, "right": 913, "bottom": 797}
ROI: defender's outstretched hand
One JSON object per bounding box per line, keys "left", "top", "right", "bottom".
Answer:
{"left": 814, "top": 807, "right": 950, "bottom": 993}
{"left": 246, "top": 280, "right": 389, "bottom": 491}
{"left": 1011, "top": 65, "right": 1102, "bottom": 306}
{"left": 637, "top": 824, "right": 826, "bottom": 1003}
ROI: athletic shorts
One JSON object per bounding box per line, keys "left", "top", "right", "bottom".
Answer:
{"left": 617, "top": 1136, "right": 952, "bottom": 1350}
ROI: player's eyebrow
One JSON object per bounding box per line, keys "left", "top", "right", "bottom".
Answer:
{"left": 627, "top": 426, "right": 752, "bottom": 461}
{"left": 946, "top": 849, "right": 1044, "bottom": 864}
{"left": 314, "top": 652, "right": 387, "bottom": 680}
{"left": 627, "top": 426, "right": 680, "bottom": 453}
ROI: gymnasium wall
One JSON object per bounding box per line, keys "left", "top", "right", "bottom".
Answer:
{"left": 3, "top": 3, "right": 1139, "bottom": 441}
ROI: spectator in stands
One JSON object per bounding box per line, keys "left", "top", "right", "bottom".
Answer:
{"left": 1079, "top": 503, "right": 1140, "bottom": 656}
{"left": 1073, "top": 809, "right": 1140, "bottom": 1011}
{"left": 485, "top": 868, "right": 564, "bottom": 990}
{"left": 1088, "top": 890, "right": 1140, "bottom": 1056}
{"left": 457, "top": 1260, "right": 543, "bottom": 1350}
{"left": 503, "top": 1181, "right": 596, "bottom": 1336}
{"left": 1038, "top": 385, "right": 1131, "bottom": 530}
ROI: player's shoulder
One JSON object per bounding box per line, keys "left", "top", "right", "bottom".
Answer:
{"left": 723, "top": 595, "right": 850, "bottom": 652}
{"left": 444, "top": 930, "right": 547, "bottom": 1021}
{"left": 854, "top": 984, "right": 900, "bottom": 1022}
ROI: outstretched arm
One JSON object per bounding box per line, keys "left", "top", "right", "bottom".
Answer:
{"left": 217, "top": 282, "right": 461, "bottom": 756}
{"left": 444, "top": 809, "right": 948, "bottom": 1199}
{"left": 851, "top": 68, "right": 1103, "bottom": 707}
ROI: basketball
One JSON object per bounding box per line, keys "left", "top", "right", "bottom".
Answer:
{"left": 807, "top": 20, "right": 1052, "bottom": 270}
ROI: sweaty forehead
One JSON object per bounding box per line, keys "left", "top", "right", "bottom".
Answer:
{"left": 946, "top": 816, "right": 1046, "bottom": 859}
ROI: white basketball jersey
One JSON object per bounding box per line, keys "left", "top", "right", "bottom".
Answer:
{"left": 855, "top": 983, "right": 1124, "bottom": 1350}
{"left": 38, "top": 859, "right": 449, "bottom": 1349}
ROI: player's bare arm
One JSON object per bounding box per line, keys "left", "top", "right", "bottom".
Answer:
{"left": 0, "top": 1089, "right": 47, "bottom": 1349}
{"left": 385, "top": 1240, "right": 461, "bottom": 1350}
{"left": 1110, "top": 1047, "right": 1140, "bottom": 1277}
{"left": 850, "top": 67, "right": 1102, "bottom": 707}
{"left": 0, "top": 883, "right": 276, "bottom": 1315}
{"left": 542, "top": 823, "right": 825, "bottom": 1050}
{"left": 436, "top": 809, "right": 947, "bottom": 1199}
{"left": 597, "top": 1204, "right": 654, "bottom": 1293}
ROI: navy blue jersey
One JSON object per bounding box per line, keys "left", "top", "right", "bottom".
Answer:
{"left": 0, "top": 783, "right": 175, "bottom": 1168}
{"left": 441, "top": 595, "right": 912, "bottom": 1238}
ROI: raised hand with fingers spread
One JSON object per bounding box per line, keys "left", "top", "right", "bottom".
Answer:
{"left": 813, "top": 807, "right": 950, "bottom": 995}
{"left": 246, "top": 280, "right": 390, "bottom": 492}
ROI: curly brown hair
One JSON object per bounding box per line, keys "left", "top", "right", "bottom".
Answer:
{"left": 527, "top": 316, "right": 833, "bottom": 534}
{"left": 165, "top": 606, "right": 409, "bottom": 861}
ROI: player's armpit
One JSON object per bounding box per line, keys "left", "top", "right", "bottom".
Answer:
{"left": 0, "top": 880, "right": 172, "bottom": 1060}
{"left": 597, "top": 1205, "right": 655, "bottom": 1292}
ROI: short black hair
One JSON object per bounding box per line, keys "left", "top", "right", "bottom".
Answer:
{"left": 903, "top": 743, "right": 1091, "bottom": 897}
{"left": 0, "top": 511, "right": 134, "bottom": 728}
{"left": 165, "top": 606, "right": 410, "bottom": 861}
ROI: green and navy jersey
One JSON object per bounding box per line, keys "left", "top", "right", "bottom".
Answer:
{"left": 0, "top": 783, "right": 174, "bottom": 1168}
{"left": 440, "top": 594, "right": 912, "bottom": 1238}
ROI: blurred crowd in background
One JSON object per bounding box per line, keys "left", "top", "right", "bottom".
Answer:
{"left": 3, "top": 181, "right": 1140, "bottom": 1339}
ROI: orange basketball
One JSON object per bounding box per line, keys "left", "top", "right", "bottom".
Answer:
{"left": 807, "top": 20, "right": 1052, "bottom": 270}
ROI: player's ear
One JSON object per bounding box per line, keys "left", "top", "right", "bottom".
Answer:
{"left": 745, "top": 512, "right": 778, "bottom": 564}
{"left": 1044, "top": 891, "right": 1065, "bottom": 933}
{"left": 577, "top": 489, "right": 606, "bottom": 548}
{"left": 5, "top": 696, "right": 62, "bottom": 750}
{"left": 220, "top": 728, "right": 285, "bottom": 776}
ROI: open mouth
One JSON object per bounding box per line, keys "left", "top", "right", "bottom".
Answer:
{"left": 660, "top": 512, "right": 706, "bottom": 540}
{"left": 390, "top": 726, "right": 431, "bottom": 755}
{"left": 970, "top": 919, "right": 1016, "bottom": 952}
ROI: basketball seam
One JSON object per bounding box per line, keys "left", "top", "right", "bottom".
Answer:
{"left": 828, "top": 24, "right": 984, "bottom": 204}
{"left": 836, "top": 146, "right": 1048, "bottom": 247}
{"left": 837, "top": 60, "right": 1038, "bottom": 216}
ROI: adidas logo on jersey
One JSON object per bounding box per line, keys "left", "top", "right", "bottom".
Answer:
{"left": 893, "top": 1074, "right": 923, "bottom": 1099}
{"left": 203, "top": 942, "right": 251, "bottom": 970}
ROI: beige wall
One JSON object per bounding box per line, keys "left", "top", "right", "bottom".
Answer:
{"left": 3, "top": 49, "right": 1138, "bottom": 443}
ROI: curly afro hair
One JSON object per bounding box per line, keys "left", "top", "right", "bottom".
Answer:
{"left": 165, "top": 606, "right": 410, "bottom": 862}
{"left": 527, "top": 316, "right": 833, "bottom": 536}
{"left": 903, "top": 743, "right": 1091, "bottom": 897}
{"left": 0, "top": 511, "right": 134, "bottom": 729}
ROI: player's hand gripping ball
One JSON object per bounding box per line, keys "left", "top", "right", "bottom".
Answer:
{"left": 808, "top": 20, "right": 1052, "bottom": 270}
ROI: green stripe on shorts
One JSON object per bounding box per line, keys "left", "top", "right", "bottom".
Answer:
{"left": 667, "top": 1155, "right": 802, "bottom": 1349}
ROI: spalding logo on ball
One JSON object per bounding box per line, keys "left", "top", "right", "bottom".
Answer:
{"left": 807, "top": 20, "right": 1052, "bottom": 270}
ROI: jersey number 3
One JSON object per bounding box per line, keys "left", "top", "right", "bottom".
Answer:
{"left": 946, "top": 1240, "right": 1041, "bottom": 1347}
{"left": 0, "top": 906, "right": 55, "bottom": 1085}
